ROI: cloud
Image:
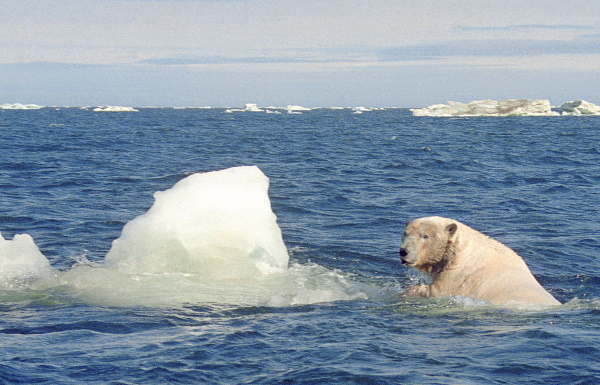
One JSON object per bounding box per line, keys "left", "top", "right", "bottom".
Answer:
{"left": 139, "top": 56, "right": 340, "bottom": 66}
{"left": 377, "top": 38, "right": 600, "bottom": 61}
{"left": 141, "top": 37, "right": 600, "bottom": 68}
{"left": 455, "top": 24, "right": 595, "bottom": 32}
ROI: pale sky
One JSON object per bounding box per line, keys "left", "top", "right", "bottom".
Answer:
{"left": 1, "top": 0, "right": 599, "bottom": 107}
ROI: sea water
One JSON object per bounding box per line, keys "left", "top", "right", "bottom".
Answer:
{"left": 0, "top": 107, "right": 598, "bottom": 384}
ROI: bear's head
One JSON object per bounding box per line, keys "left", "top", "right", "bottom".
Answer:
{"left": 399, "top": 216, "right": 458, "bottom": 275}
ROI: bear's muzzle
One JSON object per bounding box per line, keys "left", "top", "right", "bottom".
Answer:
{"left": 399, "top": 248, "right": 412, "bottom": 265}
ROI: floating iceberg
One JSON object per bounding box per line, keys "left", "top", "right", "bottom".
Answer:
{"left": 0, "top": 103, "right": 45, "bottom": 110}
{"left": 104, "top": 166, "right": 289, "bottom": 278}
{"left": 66, "top": 166, "right": 367, "bottom": 306}
{"left": 558, "top": 100, "right": 600, "bottom": 116}
{"left": 410, "top": 99, "right": 559, "bottom": 117}
{"left": 93, "top": 106, "right": 139, "bottom": 112}
{"left": 0, "top": 166, "right": 369, "bottom": 306}
{"left": 0, "top": 232, "right": 55, "bottom": 284}
{"left": 224, "top": 103, "right": 264, "bottom": 113}
{"left": 225, "top": 104, "right": 314, "bottom": 114}
{"left": 241, "top": 103, "right": 264, "bottom": 112}
{"left": 285, "top": 105, "right": 311, "bottom": 114}
{"left": 351, "top": 106, "right": 373, "bottom": 114}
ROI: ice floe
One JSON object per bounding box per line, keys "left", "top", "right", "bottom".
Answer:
{"left": 0, "top": 232, "right": 55, "bottom": 284}
{"left": 104, "top": 165, "right": 289, "bottom": 277}
{"left": 351, "top": 106, "right": 373, "bottom": 114}
{"left": 224, "top": 103, "right": 265, "bottom": 113}
{"left": 285, "top": 105, "right": 312, "bottom": 114}
{"left": 93, "top": 106, "right": 139, "bottom": 112}
{"left": 0, "top": 103, "right": 45, "bottom": 110}
{"left": 225, "top": 103, "right": 313, "bottom": 114}
{"left": 410, "top": 99, "right": 559, "bottom": 117}
{"left": 558, "top": 100, "right": 600, "bottom": 116}
{"left": 411, "top": 99, "right": 600, "bottom": 117}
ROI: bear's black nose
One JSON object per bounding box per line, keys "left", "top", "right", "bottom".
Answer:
{"left": 399, "top": 248, "right": 408, "bottom": 257}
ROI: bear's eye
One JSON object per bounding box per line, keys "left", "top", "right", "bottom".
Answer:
{"left": 402, "top": 231, "right": 408, "bottom": 238}
{"left": 422, "top": 234, "right": 429, "bottom": 239}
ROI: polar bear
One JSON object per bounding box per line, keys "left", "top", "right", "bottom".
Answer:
{"left": 399, "top": 216, "right": 560, "bottom": 307}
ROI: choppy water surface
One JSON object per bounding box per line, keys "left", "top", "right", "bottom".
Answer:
{"left": 0, "top": 108, "right": 599, "bottom": 384}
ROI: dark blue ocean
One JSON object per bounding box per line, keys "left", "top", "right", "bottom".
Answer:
{"left": 0, "top": 107, "right": 599, "bottom": 384}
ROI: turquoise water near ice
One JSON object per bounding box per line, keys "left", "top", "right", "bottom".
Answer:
{"left": 0, "top": 107, "right": 599, "bottom": 384}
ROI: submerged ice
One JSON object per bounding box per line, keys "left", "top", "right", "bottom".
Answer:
{"left": 0, "top": 166, "right": 367, "bottom": 307}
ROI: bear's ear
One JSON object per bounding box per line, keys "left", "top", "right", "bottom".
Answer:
{"left": 446, "top": 223, "right": 458, "bottom": 237}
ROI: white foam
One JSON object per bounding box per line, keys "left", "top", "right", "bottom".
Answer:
{"left": 0, "top": 232, "right": 55, "bottom": 285}
{"left": 0, "top": 103, "right": 45, "bottom": 110}
{"left": 411, "top": 99, "right": 560, "bottom": 117}
{"left": 93, "top": 106, "right": 139, "bottom": 112}
{"left": 59, "top": 260, "right": 368, "bottom": 307}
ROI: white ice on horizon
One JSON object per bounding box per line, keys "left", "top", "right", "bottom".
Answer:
{"left": 224, "top": 103, "right": 265, "bottom": 113}
{"left": 225, "top": 103, "right": 313, "bottom": 114}
{"left": 93, "top": 106, "right": 139, "bottom": 112}
{"left": 285, "top": 105, "right": 311, "bottom": 114}
{"left": 559, "top": 100, "right": 600, "bottom": 116}
{"left": 410, "top": 99, "right": 559, "bottom": 117}
{"left": 351, "top": 106, "right": 373, "bottom": 114}
{"left": 0, "top": 103, "right": 45, "bottom": 110}
{"left": 410, "top": 99, "right": 600, "bottom": 117}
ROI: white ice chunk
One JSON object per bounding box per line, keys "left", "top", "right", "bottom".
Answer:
{"left": 0, "top": 232, "right": 54, "bottom": 283}
{"left": 351, "top": 106, "right": 372, "bottom": 113}
{"left": 224, "top": 103, "right": 264, "bottom": 113}
{"left": 239, "top": 103, "right": 264, "bottom": 112}
{"left": 410, "top": 99, "right": 559, "bottom": 117}
{"left": 93, "top": 106, "right": 139, "bottom": 112}
{"left": 285, "top": 105, "right": 311, "bottom": 114}
{"left": 105, "top": 166, "right": 289, "bottom": 278}
{"left": 0, "top": 103, "right": 45, "bottom": 110}
{"left": 558, "top": 100, "right": 600, "bottom": 116}
{"left": 54, "top": 166, "right": 370, "bottom": 307}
